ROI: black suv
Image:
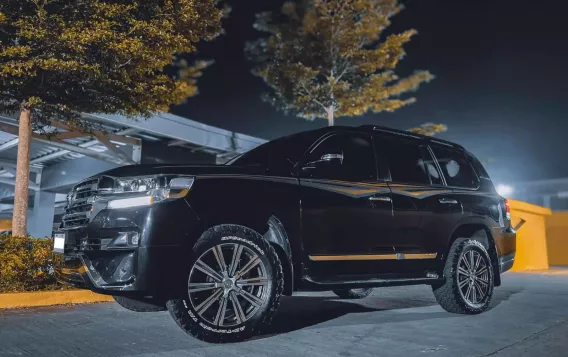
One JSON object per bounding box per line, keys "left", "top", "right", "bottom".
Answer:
{"left": 55, "top": 125, "right": 516, "bottom": 342}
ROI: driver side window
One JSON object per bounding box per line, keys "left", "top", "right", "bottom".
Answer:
{"left": 302, "top": 133, "right": 376, "bottom": 181}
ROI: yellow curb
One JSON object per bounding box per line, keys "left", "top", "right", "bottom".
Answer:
{"left": 511, "top": 269, "right": 568, "bottom": 276}
{"left": 0, "top": 290, "right": 114, "bottom": 309}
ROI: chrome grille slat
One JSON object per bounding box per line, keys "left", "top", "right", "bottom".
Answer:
{"left": 62, "top": 176, "right": 103, "bottom": 231}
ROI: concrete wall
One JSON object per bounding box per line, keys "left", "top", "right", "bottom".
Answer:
{"left": 545, "top": 212, "right": 568, "bottom": 266}
{"left": 509, "top": 199, "right": 552, "bottom": 271}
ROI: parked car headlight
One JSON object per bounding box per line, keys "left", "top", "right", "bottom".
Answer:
{"left": 115, "top": 176, "right": 161, "bottom": 193}
{"left": 105, "top": 176, "right": 194, "bottom": 209}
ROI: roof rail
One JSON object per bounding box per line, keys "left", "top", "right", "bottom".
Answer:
{"left": 360, "top": 124, "right": 421, "bottom": 139}
{"left": 360, "top": 124, "right": 464, "bottom": 150}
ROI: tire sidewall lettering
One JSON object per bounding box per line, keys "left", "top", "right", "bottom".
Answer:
{"left": 221, "top": 236, "right": 265, "bottom": 256}
{"left": 199, "top": 323, "right": 246, "bottom": 334}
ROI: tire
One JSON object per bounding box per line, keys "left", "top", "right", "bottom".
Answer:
{"left": 433, "top": 238, "right": 495, "bottom": 314}
{"left": 113, "top": 296, "right": 167, "bottom": 312}
{"left": 166, "top": 224, "right": 284, "bottom": 343}
{"left": 332, "top": 288, "right": 373, "bottom": 299}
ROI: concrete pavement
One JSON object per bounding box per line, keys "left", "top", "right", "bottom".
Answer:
{"left": 1, "top": 272, "right": 568, "bottom": 357}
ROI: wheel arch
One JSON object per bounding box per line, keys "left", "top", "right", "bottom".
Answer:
{"left": 196, "top": 214, "right": 295, "bottom": 296}
{"left": 446, "top": 222, "right": 501, "bottom": 287}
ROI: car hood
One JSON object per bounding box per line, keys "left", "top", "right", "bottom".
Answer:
{"left": 95, "top": 164, "right": 263, "bottom": 178}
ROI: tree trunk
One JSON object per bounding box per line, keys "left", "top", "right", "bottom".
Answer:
{"left": 327, "top": 106, "right": 334, "bottom": 126}
{"left": 12, "top": 108, "right": 32, "bottom": 237}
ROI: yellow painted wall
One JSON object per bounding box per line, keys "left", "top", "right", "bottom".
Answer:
{"left": 545, "top": 212, "right": 568, "bottom": 266}
{"left": 509, "top": 200, "right": 551, "bottom": 271}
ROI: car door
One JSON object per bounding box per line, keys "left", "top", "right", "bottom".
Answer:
{"left": 299, "top": 131, "right": 394, "bottom": 276}
{"left": 429, "top": 144, "right": 481, "bottom": 227}
{"left": 377, "top": 136, "right": 462, "bottom": 275}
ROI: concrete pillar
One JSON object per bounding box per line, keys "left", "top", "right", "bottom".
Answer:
{"left": 28, "top": 190, "right": 56, "bottom": 238}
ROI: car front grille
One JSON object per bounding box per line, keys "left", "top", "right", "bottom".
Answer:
{"left": 61, "top": 177, "right": 100, "bottom": 230}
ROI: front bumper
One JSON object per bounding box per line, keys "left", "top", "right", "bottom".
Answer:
{"left": 55, "top": 199, "right": 200, "bottom": 296}
{"left": 56, "top": 246, "right": 184, "bottom": 296}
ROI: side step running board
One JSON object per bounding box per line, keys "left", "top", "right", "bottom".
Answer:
{"left": 302, "top": 275, "right": 445, "bottom": 291}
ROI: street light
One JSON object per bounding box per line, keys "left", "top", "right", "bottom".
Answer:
{"left": 496, "top": 184, "right": 514, "bottom": 197}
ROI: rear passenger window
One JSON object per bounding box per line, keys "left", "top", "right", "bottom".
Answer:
{"left": 378, "top": 138, "right": 430, "bottom": 185}
{"left": 431, "top": 146, "right": 479, "bottom": 188}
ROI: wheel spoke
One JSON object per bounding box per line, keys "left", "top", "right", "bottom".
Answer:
{"left": 189, "top": 282, "right": 218, "bottom": 293}
{"left": 473, "top": 252, "right": 481, "bottom": 271}
{"left": 458, "top": 278, "right": 469, "bottom": 289}
{"left": 475, "top": 266, "right": 488, "bottom": 277}
{"left": 213, "top": 297, "right": 228, "bottom": 326}
{"left": 238, "top": 276, "right": 268, "bottom": 287}
{"left": 213, "top": 245, "right": 227, "bottom": 274}
{"left": 469, "top": 251, "right": 475, "bottom": 272}
{"left": 194, "top": 259, "right": 223, "bottom": 282}
{"left": 465, "top": 284, "right": 473, "bottom": 301}
{"left": 458, "top": 267, "right": 469, "bottom": 276}
{"left": 462, "top": 254, "right": 472, "bottom": 271}
{"left": 477, "top": 278, "right": 489, "bottom": 286}
{"left": 235, "top": 287, "right": 263, "bottom": 307}
{"left": 474, "top": 281, "right": 485, "bottom": 300}
{"left": 471, "top": 282, "right": 477, "bottom": 303}
{"left": 230, "top": 291, "right": 246, "bottom": 324}
{"left": 228, "top": 244, "right": 244, "bottom": 276}
{"left": 237, "top": 256, "right": 261, "bottom": 278}
{"left": 195, "top": 288, "right": 223, "bottom": 315}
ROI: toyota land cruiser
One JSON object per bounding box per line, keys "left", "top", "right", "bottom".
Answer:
{"left": 54, "top": 125, "right": 516, "bottom": 342}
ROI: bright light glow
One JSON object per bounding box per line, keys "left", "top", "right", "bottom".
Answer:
{"left": 107, "top": 196, "right": 153, "bottom": 209}
{"left": 496, "top": 184, "right": 514, "bottom": 197}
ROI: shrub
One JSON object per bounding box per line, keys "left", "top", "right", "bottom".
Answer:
{"left": 0, "top": 235, "right": 63, "bottom": 293}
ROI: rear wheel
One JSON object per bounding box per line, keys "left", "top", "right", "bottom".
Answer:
{"left": 433, "top": 238, "right": 494, "bottom": 314}
{"left": 166, "top": 224, "right": 284, "bottom": 343}
{"left": 332, "top": 288, "right": 373, "bottom": 299}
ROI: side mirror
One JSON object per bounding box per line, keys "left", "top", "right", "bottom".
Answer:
{"left": 302, "top": 152, "right": 344, "bottom": 171}
{"left": 320, "top": 153, "right": 343, "bottom": 163}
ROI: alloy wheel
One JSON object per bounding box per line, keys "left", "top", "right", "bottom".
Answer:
{"left": 187, "top": 243, "right": 270, "bottom": 327}
{"left": 457, "top": 249, "right": 490, "bottom": 306}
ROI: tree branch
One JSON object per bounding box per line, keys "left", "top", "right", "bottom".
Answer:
{"left": 299, "top": 81, "right": 327, "bottom": 110}
{"left": 118, "top": 58, "right": 133, "bottom": 68}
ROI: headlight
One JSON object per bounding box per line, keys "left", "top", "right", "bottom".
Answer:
{"left": 115, "top": 177, "right": 161, "bottom": 193}
{"left": 105, "top": 176, "right": 194, "bottom": 209}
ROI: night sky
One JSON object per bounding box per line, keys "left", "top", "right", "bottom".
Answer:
{"left": 172, "top": 0, "right": 568, "bottom": 185}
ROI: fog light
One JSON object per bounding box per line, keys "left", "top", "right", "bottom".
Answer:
{"left": 107, "top": 196, "right": 153, "bottom": 209}
{"left": 107, "top": 232, "right": 140, "bottom": 249}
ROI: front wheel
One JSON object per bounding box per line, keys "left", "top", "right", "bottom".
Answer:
{"left": 332, "top": 288, "right": 373, "bottom": 299}
{"left": 433, "top": 238, "right": 494, "bottom": 314}
{"left": 166, "top": 225, "right": 284, "bottom": 343}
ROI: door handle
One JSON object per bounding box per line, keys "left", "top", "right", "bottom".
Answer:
{"left": 369, "top": 196, "right": 391, "bottom": 202}
{"left": 438, "top": 198, "right": 458, "bottom": 204}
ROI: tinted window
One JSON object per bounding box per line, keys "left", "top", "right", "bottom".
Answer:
{"left": 421, "top": 147, "right": 443, "bottom": 185}
{"left": 431, "top": 146, "right": 479, "bottom": 188}
{"left": 380, "top": 138, "right": 430, "bottom": 185}
{"left": 467, "top": 152, "right": 491, "bottom": 180}
{"left": 303, "top": 133, "right": 376, "bottom": 181}
{"left": 230, "top": 131, "right": 318, "bottom": 175}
